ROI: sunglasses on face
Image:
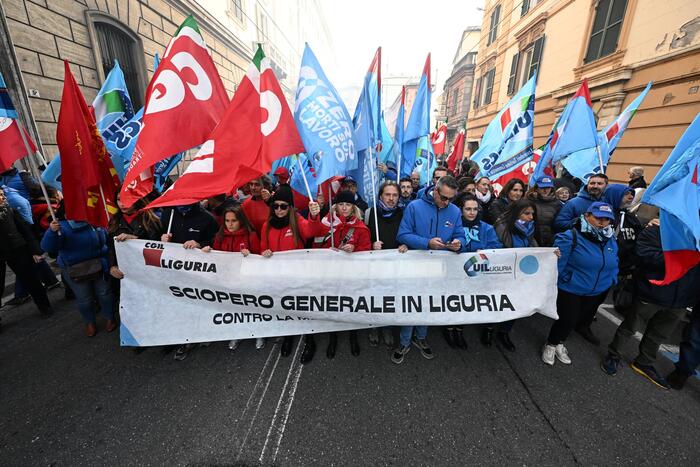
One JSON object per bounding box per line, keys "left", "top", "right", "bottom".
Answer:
{"left": 273, "top": 203, "right": 289, "bottom": 210}
{"left": 436, "top": 190, "right": 454, "bottom": 202}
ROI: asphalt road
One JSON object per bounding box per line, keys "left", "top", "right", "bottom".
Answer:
{"left": 1, "top": 289, "right": 699, "bottom": 466}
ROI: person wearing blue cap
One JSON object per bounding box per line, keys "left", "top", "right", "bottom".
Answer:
{"left": 542, "top": 201, "right": 619, "bottom": 366}
{"left": 526, "top": 176, "right": 562, "bottom": 247}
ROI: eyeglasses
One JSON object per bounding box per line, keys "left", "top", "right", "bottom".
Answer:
{"left": 273, "top": 203, "right": 289, "bottom": 210}
{"left": 436, "top": 189, "right": 455, "bottom": 203}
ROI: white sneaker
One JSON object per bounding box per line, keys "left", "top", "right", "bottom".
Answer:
{"left": 555, "top": 344, "right": 571, "bottom": 364}
{"left": 228, "top": 339, "right": 239, "bottom": 351}
{"left": 542, "top": 344, "right": 556, "bottom": 366}
{"left": 255, "top": 337, "right": 266, "bottom": 350}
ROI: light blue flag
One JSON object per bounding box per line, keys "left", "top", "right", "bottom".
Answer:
{"left": 532, "top": 80, "right": 597, "bottom": 182}
{"left": 294, "top": 44, "right": 356, "bottom": 184}
{"left": 41, "top": 155, "right": 62, "bottom": 190}
{"left": 401, "top": 56, "right": 431, "bottom": 178}
{"left": 471, "top": 76, "right": 536, "bottom": 179}
{"left": 0, "top": 72, "right": 18, "bottom": 119}
{"left": 413, "top": 135, "right": 436, "bottom": 186}
{"left": 104, "top": 108, "right": 144, "bottom": 180}
{"left": 378, "top": 114, "right": 396, "bottom": 165}
{"left": 563, "top": 81, "right": 652, "bottom": 181}
{"left": 92, "top": 60, "right": 134, "bottom": 142}
{"left": 349, "top": 83, "right": 380, "bottom": 202}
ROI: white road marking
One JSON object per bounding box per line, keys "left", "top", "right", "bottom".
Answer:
{"left": 259, "top": 337, "right": 305, "bottom": 464}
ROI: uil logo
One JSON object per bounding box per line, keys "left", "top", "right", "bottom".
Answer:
{"left": 463, "top": 253, "right": 489, "bottom": 277}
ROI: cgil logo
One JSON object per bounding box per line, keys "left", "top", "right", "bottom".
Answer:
{"left": 142, "top": 243, "right": 217, "bottom": 273}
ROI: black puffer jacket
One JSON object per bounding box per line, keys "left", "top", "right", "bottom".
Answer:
{"left": 367, "top": 207, "right": 404, "bottom": 249}
{"left": 0, "top": 206, "right": 42, "bottom": 259}
{"left": 160, "top": 204, "right": 219, "bottom": 247}
{"left": 528, "top": 192, "right": 562, "bottom": 247}
{"left": 488, "top": 197, "right": 510, "bottom": 224}
{"left": 634, "top": 225, "right": 700, "bottom": 308}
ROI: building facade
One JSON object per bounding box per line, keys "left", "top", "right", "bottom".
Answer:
{"left": 0, "top": 0, "right": 332, "bottom": 166}
{"left": 442, "top": 26, "right": 480, "bottom": 150}
{"left": 467, "top": 0, "right": 700, "bottom": 182}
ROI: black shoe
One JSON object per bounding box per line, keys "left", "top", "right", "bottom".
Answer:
{"left": 667, "top": 369, "right": 689, "bottom": 390}
{"left": 443, "top": 328, "right": 456, "bottom": 348}
{"left": 6, "top": 296, "right": 30, "bottom": 307}
{"left": 45, "top": 281, "right": 62, "bottom": 291}
{"left": 326, "top": 333, "right": 337, "bottom": 359}
{"left": 64, "top": 287, "right": 75, "bottom": 300}
{"left": 496, "top": 332, "right": 515, "bottom": 352}
{"left": 454, "top": 329, "right": 468, "bottom": 350}
{"left": 300, "top": 336, "right": 315, "bottom": 364}
{"left": 576, "top": 326, "right": 601, "bottom": 346}
{"left": 39, "top": 306, "right": 54, "bottom": 318}
{"left": 481, "top": 328, "right": 493, "bottom": 348}
{"left": 281, "top": 336, "right": 294, "bottom": 357}
{"left": 349, "top": 331, "right": 360, "bottom": 356}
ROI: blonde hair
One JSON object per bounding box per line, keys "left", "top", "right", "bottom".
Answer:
{"left": 334, "top": 203, "right": 363, "bottom": 220}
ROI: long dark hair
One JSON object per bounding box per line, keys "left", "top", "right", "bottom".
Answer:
{"left": 265, "top": 203, "right": 303, "bottom": 248}
{"left": 498, "top": 178, "right": 526, "bottom": 200}
{"left": 216, "top": 204, "right": 255, "bottom": 243}
{"left": 494, "top": 199, "right": 537, "bottom": 232}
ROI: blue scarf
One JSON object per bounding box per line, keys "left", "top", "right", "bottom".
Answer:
{"left": 514, "top": 219, "right": 534, "bottom": 238}
{"left": 377, "top": 198, "right": 399, "bottom": 218}
{"left": 580, "top": 215, "right": 614, "bottom": 242}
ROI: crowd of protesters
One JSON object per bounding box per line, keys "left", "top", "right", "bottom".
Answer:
{"left": 1, "top": 162, "right": 699, "bottom": 391}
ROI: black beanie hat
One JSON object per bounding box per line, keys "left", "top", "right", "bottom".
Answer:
{"left": 335, "top": 190, "right": 356, "bottom": 205}
{"left": 271, "top": 185, "right": 294, "bottom": 205}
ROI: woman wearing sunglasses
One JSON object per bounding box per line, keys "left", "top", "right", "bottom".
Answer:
{"left": 311, "top": 189, "right": 371, "bottom": 359}
{"left": 260, "top": 185, "right": 320, "bottom": 364}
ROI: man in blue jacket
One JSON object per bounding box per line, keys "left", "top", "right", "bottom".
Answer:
{"left": 393, "top": 175, "right": 466, "bottom": 364}
{"left": 553, "top": 173, "right": 608, "bottom": 232}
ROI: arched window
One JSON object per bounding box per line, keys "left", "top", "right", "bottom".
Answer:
{"left": 86, "top": 13, "right": 146, "bottom": 109}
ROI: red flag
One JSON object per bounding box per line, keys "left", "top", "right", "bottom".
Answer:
{"left": 0, "top": 117, "right": 36, "bottom": 171}
{"left": 432, "top": 124, "right": 448, "bottom": 155}
{"left": 148, "top": 46, "right": 304, "bottom": 208}
{"left": 120, "top": 16, "right": 229, "bottom": 208}
{"left": 56, "top": 61, "right": 119, "bottom": 227}
{"left": 446, "top": 130, "right": 464, "bottom": 172}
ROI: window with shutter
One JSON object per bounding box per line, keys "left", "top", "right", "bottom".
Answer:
{"left": 521, "top": 0, "right": 531, "bottom": 16}
{"left": 584, "top": 0, "right": 628, "bottom": 63}
{"left": 528, "top": 36, "right": 544, "bottom": 81}
{"left": 483, "top": 69, "right": 495, "bottom": 105}
{"left": 473, "top": 77, "right": 482, "bottom": 109}
{"left": 94, "top": 22, "right": 145, "bottom": 109}
{"left": 507, "top": 53, "right": 520, "bottom": 95}
{"left": 487, "top": 5, "right": 501, "bottom": 45}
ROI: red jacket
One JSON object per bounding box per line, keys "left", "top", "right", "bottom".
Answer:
{"left": 311, "top": 214, "right": 371, "bottom": 252}
{"left": 242, "top": 197, "right": 269, "bottom": 235}
{"left": 213, "top": 228, "right": 260, "bottom": 254}
{"left": 260, "top": 214, "right": 316, "bottom": 252}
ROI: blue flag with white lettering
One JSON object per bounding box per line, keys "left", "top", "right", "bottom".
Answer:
{"left": 294, "top": 44, "right": 356, "bottom": 184}
{"left": 401, "top": 55, "right": 431, "bottom": 178}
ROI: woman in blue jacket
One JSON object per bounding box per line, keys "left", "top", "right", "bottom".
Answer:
{"left": 542, "top": 202, "right": 619, "bottom": 366}
{"left": 482, "top": 199, "right": 539, "bottom": 351}
{"left": 41, "top": 209, "right": 115, "bottom": 337}
{"left": 444, "top": 194, "right": 503, "bottom": 349}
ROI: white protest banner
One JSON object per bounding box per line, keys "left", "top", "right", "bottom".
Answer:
{"left": 116, "top": 240, "right": 558, "bottom": 346}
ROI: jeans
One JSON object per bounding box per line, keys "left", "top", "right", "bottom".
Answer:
{"left": 400, "top": 326, "right": 427, "bottom": 347}
{"left": 14, "top": 259, "right": 59, "bottom": 298}
{"left": 676, "top": 307, "right": 700, "bottom": 377}
{"left": 608, "top": 297, "right": 687, "bottom": 366}
{"left": 63, "top": 272, "right": 114, "bottom": 324}
{"left": 548, "top": 288, "right": 608, "bottom": 345}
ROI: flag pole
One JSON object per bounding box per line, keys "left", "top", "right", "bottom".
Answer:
{"left": 295, "top": 155, "right": 314, "bottom": 202}
{"left": 167, "top": 209, "right": 174, "bottom": 235}
{"left": 367, "top": 144, "right": 380, "bottom": 244}
{"left": 328, "top": 182, "right": 335, "bottom": 249}
{"left": 596, "top": 144, "right": 605, "bottom": 174}
{"left": 396, "top": 148, "right": 402, "bottom": 183}
{"left": 98, "top": 184, "right": 111, "bottom": 221}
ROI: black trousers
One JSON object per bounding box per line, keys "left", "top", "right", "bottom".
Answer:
{"left": 548, "top": 288, "right": 608, "bottom": 345}
{"left": 3, "top": 248, "right": 50, "bottom": 311}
